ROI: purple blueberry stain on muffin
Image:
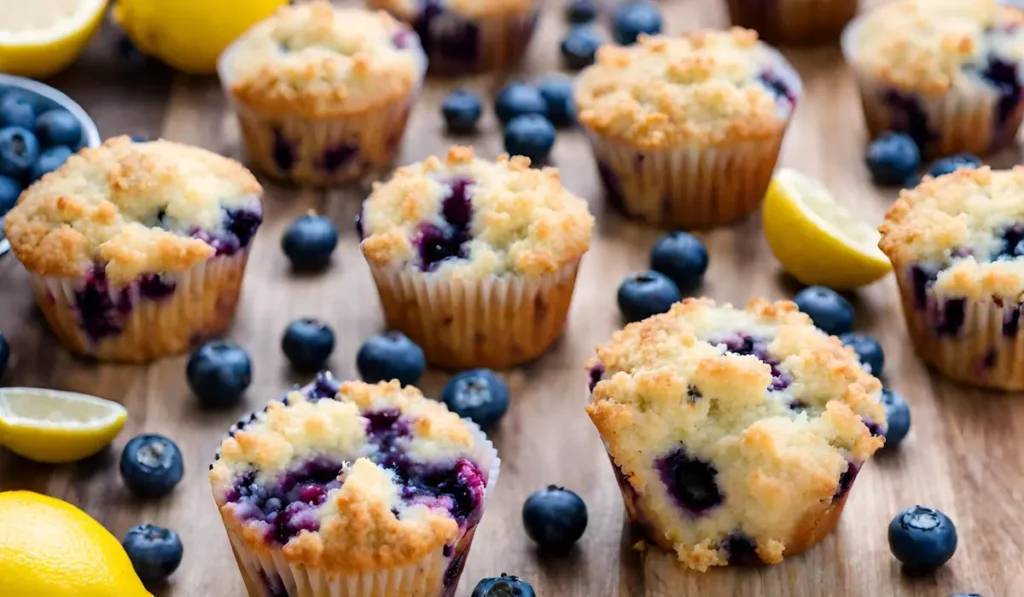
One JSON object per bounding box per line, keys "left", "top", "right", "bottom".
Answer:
{"left": 833, "top": 461, "right": 859, "bottom": 500}
{"left": 715, "top": 332, "right": 792, "bottom": 392}
{"left": 258, "top": 570, "right": 289, "bottom": 597}
{"left": 723, "top": 532, "right": 762, "bottom": 566}
{"left": 588, "top": 362, "right": 605, "bottom": 392}
{"left": 656, "top": 448, "right": 723, "bottom": 516}
{"left": 74, "top": 265, "right": 134, "bottom": 342}
{"left": 411, "top": 177, "right": 478, "bottom": 271}
{"left": 934, "top": 298, "right": 966, "bottom": 337}
{"left": 1004, "top": 308, "right": 1021, "bottom": 337}
{"left": 320, "top": 142, "right": 360, "bottom": 173}
{"left": 272, "top": 129, "right": 295, "bottom": 172}
{"left": 137, "top": 274, "right": 176, "bottom": 300}
{"left": 884, "top": 90, "right": 936, "bottom": 152}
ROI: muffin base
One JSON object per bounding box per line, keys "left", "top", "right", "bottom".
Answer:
{"left": 366, "top": 260, "right": 581, "bottom": 370}
{"left": 29, "top": 250, "right": 250, "bottom": 362}
{"left": 726, "top": 0, "right": 859, "bottom": 46}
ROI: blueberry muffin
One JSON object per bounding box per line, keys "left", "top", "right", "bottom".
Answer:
{"left": 2, "top": 136, "right": 262, "bottom": 362}
{"left": 209, "top": 374, "right": 500, "bottom": 597}
{"left": 842, "top": 0, "right": 1024, "bottom": 158}
{"left": 586, "top": 298, "right": 885, "bottom": 571}
{"left": 219, "top": 1, "right": 426, "bottom": 186}
{"left": 726, "top": 0, "right": 859, "bottom": 46}
{"left": 366, "top": 0, "right": 539, "bottom": 75}
{"left": 359, "top": 146, "right": 594, "bottom": 370}
{"left": 880, "top": 166, "right": 1024, "bottom": 390}
{"left": 574, "top": 30, "right": 801, "bottom": 230}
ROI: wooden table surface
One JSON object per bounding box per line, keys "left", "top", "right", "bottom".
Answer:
{"left": 1, "top": 1, "right": 1020, "bottom": 595}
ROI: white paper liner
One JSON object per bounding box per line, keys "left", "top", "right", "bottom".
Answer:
{"left": 365, "top": 259, "right": 582, "bottom": 370}
{"left": 726, "top": 0, "right": 858, "bottom": 45}
{"left": 27, "top": 249, "right": 251, "bottom": 362}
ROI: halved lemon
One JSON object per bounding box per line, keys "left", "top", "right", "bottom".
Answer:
{"left": 763, "top": 168, "right": 892, "bottom": 290}
{"left": 0, "top": 387, "right": 127, "bottom": 464}
{"left": 0, "top": 0, "right": 109, "bottom": 79}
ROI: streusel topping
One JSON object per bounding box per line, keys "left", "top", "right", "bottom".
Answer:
{"left": 3, "top": 136, "right": 262, "bottom": 284}
{"left": 850, "top": 0, "right": 1024, "bottom": 95}
{"left": 574, "top": 29, "right": 801, "bottom": 148}
{"left": 367, "top": 0, "right": 538, "bottom": 20}
{"left": 223, "top": 2, "right": 425, "bottom": 118}
{"left": 360, "top": 146, "right": 594, "bottom": 279}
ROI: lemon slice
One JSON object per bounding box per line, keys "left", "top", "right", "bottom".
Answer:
{"left": 0, "top": 0, "right": 109, "bottom": 79}
{"left": 0, "top": 387, "right": 127, "bottom": 464}
{"left": 763, "top": 168, "right": 892, "bottom": 290}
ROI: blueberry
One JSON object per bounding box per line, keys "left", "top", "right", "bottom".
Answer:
{"left": 950, "top": 594, "right": 984, "bottom": 597}
{"left": 441, "top": 89, "right": 483, "bottom": 135}
{"left": 122, "top": 524, "right": 183, "bottom": 586}
{"left": 472, "top": 574, "right": 536, "bottom": 597}
{"left": 865, "top": 132, "right": 920, "bottom": 185}
{"left": 650, "top": 231, "right": 709, "bottom": 291}
{"left": 792, "top": 286, "right": 854, "bottom": 336}
{"left": 0, "top": 91, "right": 36, "bottom": 129}
{"left": 560, "top": 26, "right": 602, "bottom": 70}
{"left": 522, "top": 485, "right": 588, "bottom": 552}
{"left": 131, "top": 135, "right": 148, "bottom": 143}
{"left": 185, "top": 340, "right": 252, "bottom": 408}
{"left": 0, "top": 126, "right": 40, "bottom": 178}
{"left": 879, "top": 389, "right": 911, "bottom": 447}
{"left": 494, "top": 83, "right": 547, "bottom": 124}
{"left": 888, "top": 505, "right": 958, "bottom": 572}
{"left": 565, "top": 0, "right": 597, "bottom": 23}
{"left": 504, "top": 114, "right": 556, "bottom": 164}
{"left": 441, "top": 369, "right": 509, "bottom": 430}
{"left": 119, "top": 434, "right": 184, "bottom": 498}
{"left": 927, "top": 153, "right": 982, "bottom": 178}
{"left": 613, "top": 2, "right": 663, "bottom": 45}
{"left": 538, "top": 75, "right": 575, "bottom": 128}
{"left": 839, "top": 332, "right": 885, "bottom": 377}
{"left": 281, "top": 318, "right": 335, "bottom": 371}
{"left": 356, "top": 331, "right": 426, "bottom": 386}
{"left": 29, "top": 146, "right": 72, "bottom": 181}
{"left": 281, "top": 214, "right": 339, "bottom": 272}
{"left": 0, "top": 332, "right": 9, "bottom": 378}
{"left": 617, "top": 271, "right": 681, "bottom": 323}
{"left": 0, "top": 174, "right": 22, "bottom": 216}
{"left": 34, "top": 109, "right": 82, "bottom": 148}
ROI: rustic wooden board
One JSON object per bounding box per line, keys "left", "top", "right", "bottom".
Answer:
{"left": 0, "top": 1, "right": 1020, "bottom": 595}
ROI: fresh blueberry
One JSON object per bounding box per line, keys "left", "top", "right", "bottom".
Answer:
{"left": 538, "top": 75, "right": 575, "bottom": 128}
{"left": 472, "top": 574, "right": 536, "bottom": 597}
{"left": 281, "top": 318, "right": 335, "bottom": 372}
{"left": 0, "top": 332, "right": 9, "bottom": 378}
{"left": 356, "top": 331, "right": 426, "bottom": 386}
{"left": 0, "top": 126, "right": 40, "bottom": 178}
{"left": 281, "top": 214, "right": 339, "bottom": 272}
{"left": 442, "top": 90, "right": 483, "bottom": 135}
{"left": 865, "top": 132, "right": 920, "bottom": 186}
{"left": 879, "top": 389, "right": 911, "bottom": 447}
{"left": 131, "top": 135, "right": 148, "bottom": 143}
{"left": 119, "top": 434, "right": 184, "bottom": 498}
{"left": 888, "top": 506, "right": 958, "bottom": 572}
{"left": 613, "top": 2, "right": 663, "bottom": 45}
{"left": 522, "top": 485, "right": 588, "bottom": 552}
{"left": 927, "top": 153, "right": 982, "bottom": 178}
{"left": 792, "top": 286, "right": 854, "bottom": 336}
{"left": 565, "top": 0, "right": 597, "bottom": 23}
{"left": 441, "top": 369, "right": 510, "bottom": 430}
{"left": 839, "top": 332, "right": 885, "bottom": 377}
{"left": 29, "top": 146, "right": 72, "bottom": 181}
{"left": 122, "top": 524, "right": 183, "bottom": 586}
{"left": 504, "top": 114, "right": 556, "bottom": 164}
{"left": 950, "top": 594, "right": 984, "bottom": 597}
{"left": 650, "top": 231, "right": 709, "bottom": 291}
{"left": 0, "top": 174, "right": 21, "bottom": 216}
{"left": 0, "top": 91, "right": 36, "bottom": 129}
{"left": 34, "top": 109, "right": 82, "bottom": 148}
{"left": 185, "top": 340, "right": 252, "bottom": 408}
{"left": 560, "top": 26, "right": 602, "bottom": 70}
{"left": 617, "top": 271, "right": 681, "bottom": 323}
{"left": 494, "top": 83, "right": 547, "bottom": 124}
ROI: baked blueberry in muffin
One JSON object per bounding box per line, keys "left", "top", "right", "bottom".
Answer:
{"left": 586, "top": 298, "right": 885, "bottom": 570}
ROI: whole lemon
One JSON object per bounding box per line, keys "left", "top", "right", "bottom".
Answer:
{"left": 0, "top": 491, "right": 152, "bottom": 597}
{"left": 113, "top": 0, "right": 289, "bottom": 74}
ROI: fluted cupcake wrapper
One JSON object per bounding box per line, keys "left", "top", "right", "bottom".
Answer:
{"left": 28, "top": 249, "right": 251, "bottom": 362}
{"left": 365, "top": 260, "right": 581, "bottom": 370}
{"left": 726, "top": 0, "right": 859, "bottom": 46}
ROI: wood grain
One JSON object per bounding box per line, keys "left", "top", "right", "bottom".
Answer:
{"left": 0, "top": 1, "right": 1019, "bottom": 596}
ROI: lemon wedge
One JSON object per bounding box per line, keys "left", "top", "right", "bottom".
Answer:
{"left": 0, "top": 0, "right": 109, "bottom": 78}
{"left": 763, "top": 168, "right": 892, "bottom": 290}
{"left": 0, "top": 387, "right": 127, "bottom": 464}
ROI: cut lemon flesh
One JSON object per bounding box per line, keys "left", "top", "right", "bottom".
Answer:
{"left": 0, "top": 0, "right": 108, "bottom": 78}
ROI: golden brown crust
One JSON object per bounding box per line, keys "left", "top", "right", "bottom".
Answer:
{"left": 366, "top": 0, "right": 539, "bottom": 21}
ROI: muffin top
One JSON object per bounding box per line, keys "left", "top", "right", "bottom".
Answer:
{"left": 849, "top": 0, "right": 1024, "bottom": 95}
{"left": 367, "top": 0, "right": 538, "bottom": 20}
{"left": 359, "top": 146, "right": 594, "bottom": 279}
{"left": 223, "top": 1, "right": 425, "bottom": 118}
{"left": 2, "top": 136, "right": 262, "bottom": 285}
{"left": 209, "top": 375, "right": 496, "bottom": 573}
{"left": 880, "top": 166, "right": 1024, "bottom": 300}
{"left": 573, "top": 29, "right": 801, "bottom": 148}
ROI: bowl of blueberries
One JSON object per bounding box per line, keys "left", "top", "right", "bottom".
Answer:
{"left": 0, "top": 73, "right": 101, "bottom": 257}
